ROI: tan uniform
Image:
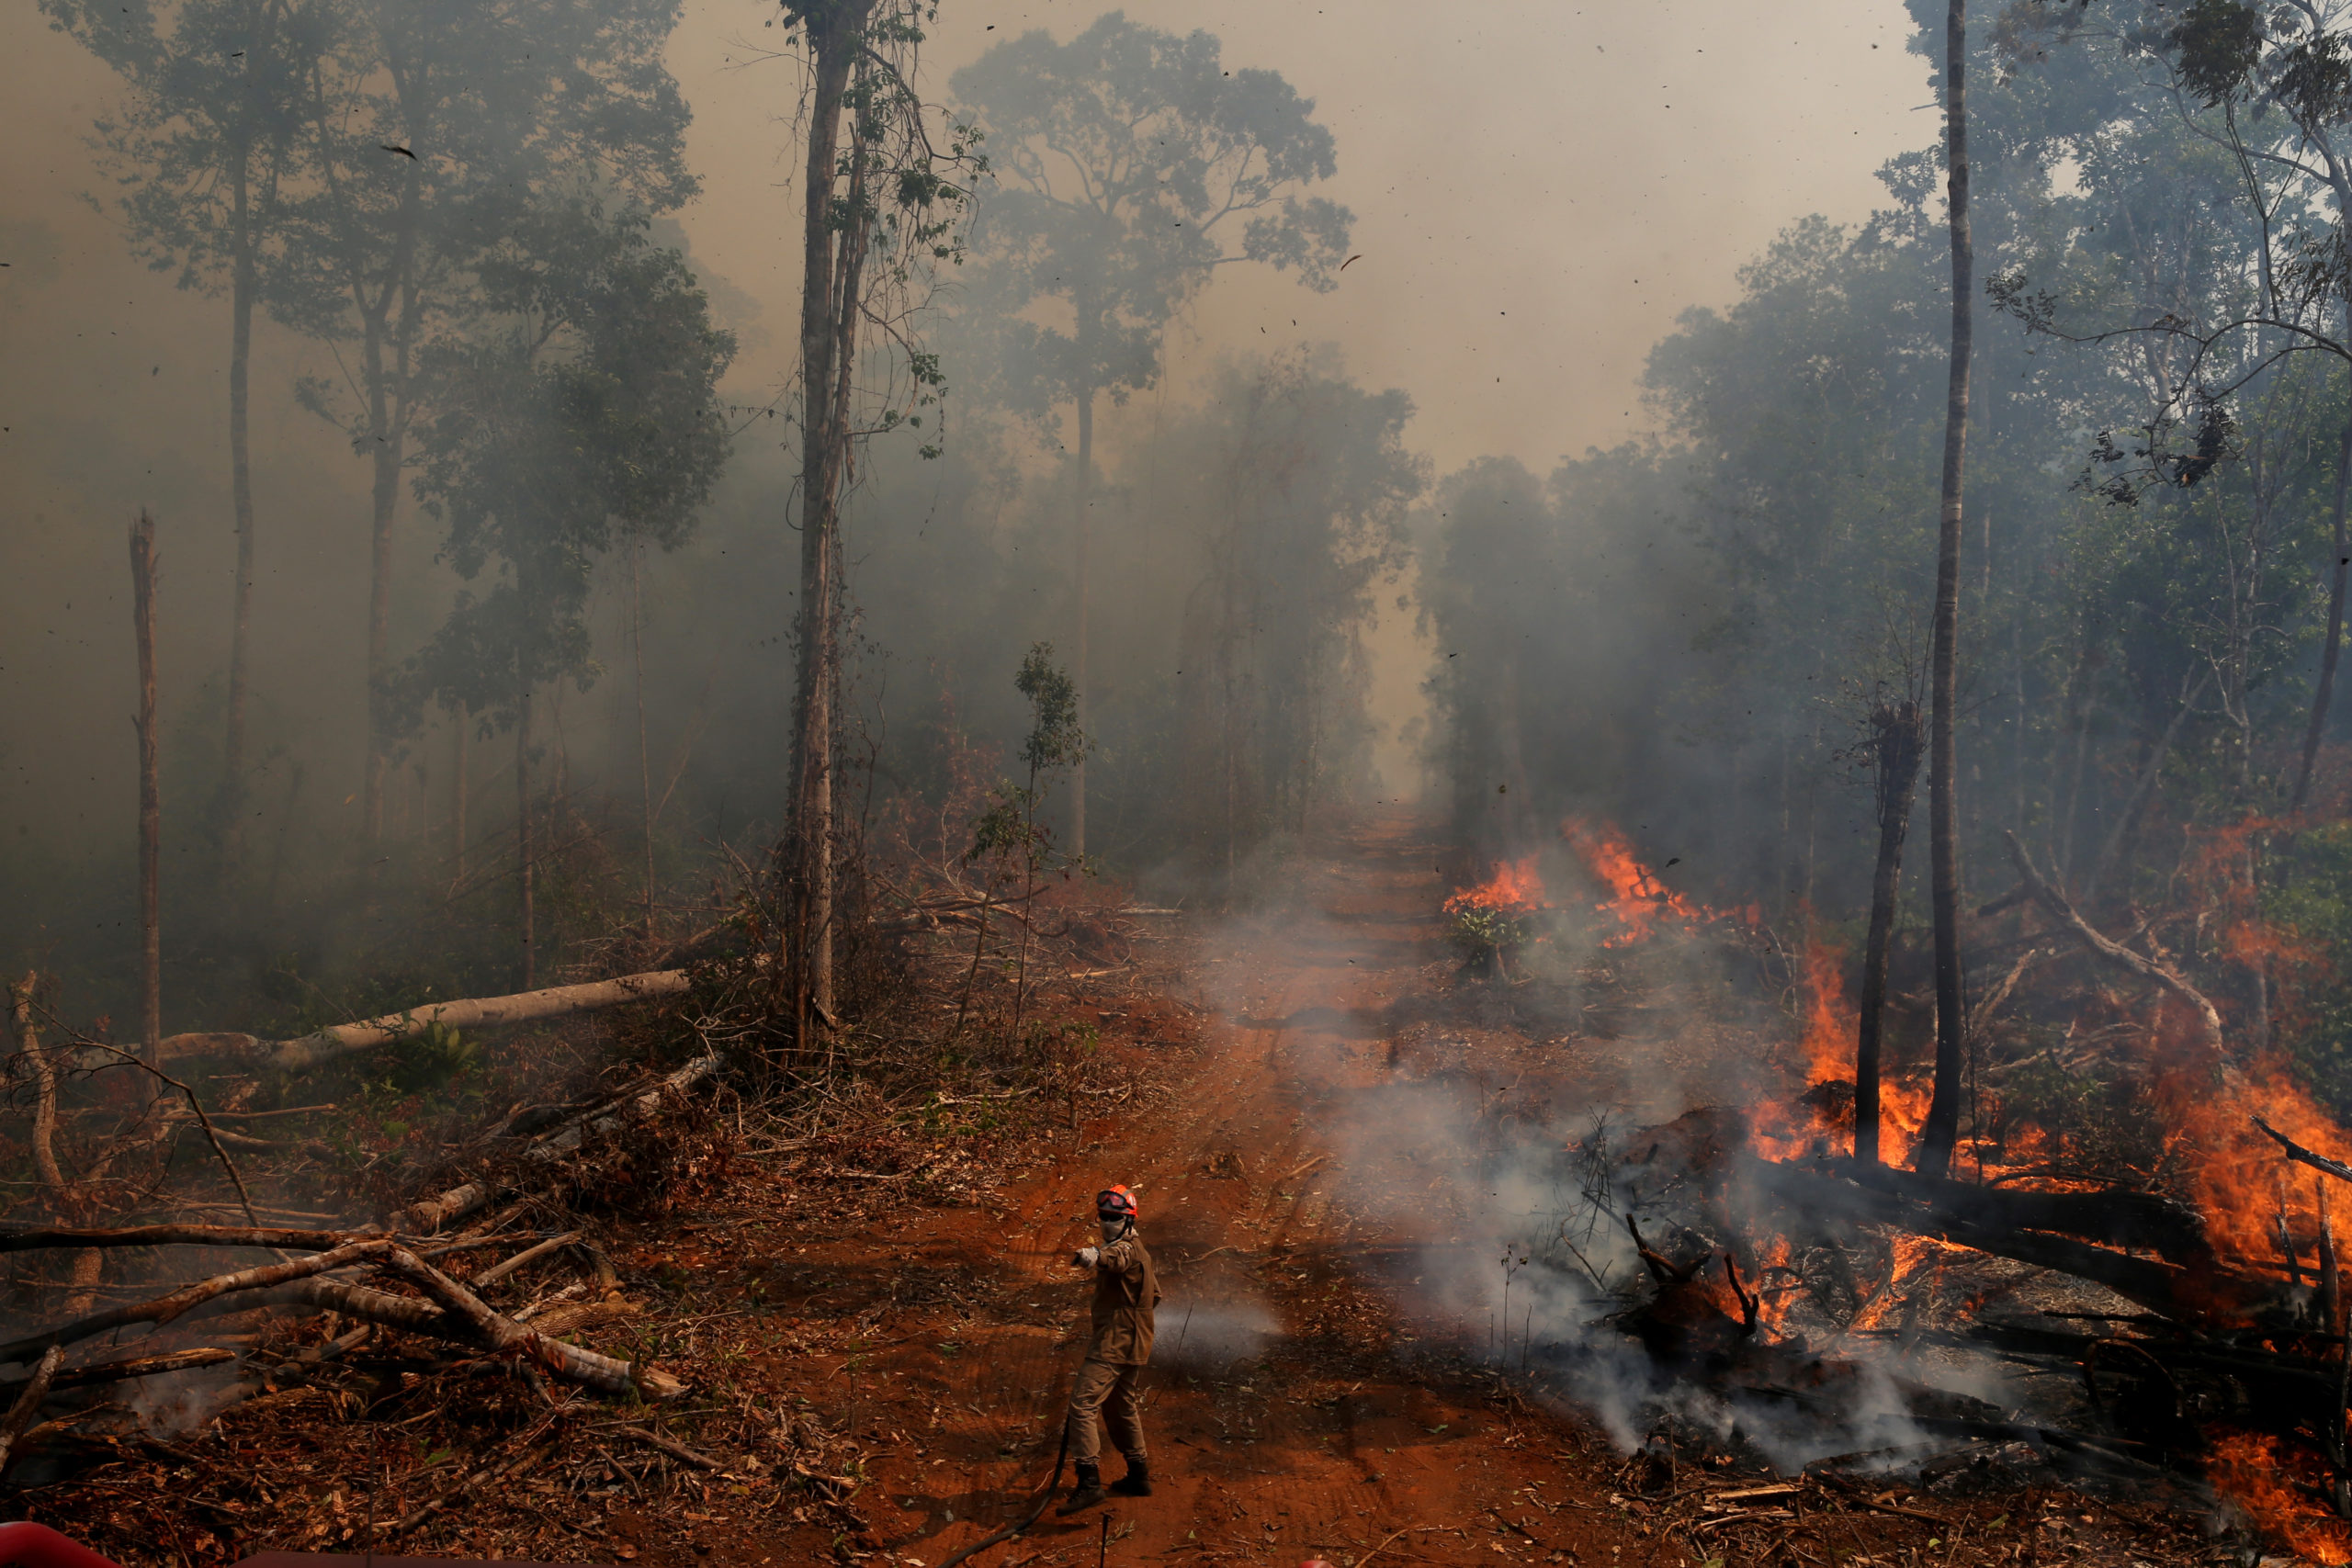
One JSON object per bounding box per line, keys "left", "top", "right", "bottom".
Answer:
{"left": 1066, "top": 1228, "right": 1159, "bottom": 1463}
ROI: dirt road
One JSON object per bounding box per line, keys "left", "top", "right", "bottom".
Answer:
{"left": 820, "top": 809, "right": 1640, "bottom": 1568}
{"left": 605, "top": 809, "right": 2211, "bottom": 1568}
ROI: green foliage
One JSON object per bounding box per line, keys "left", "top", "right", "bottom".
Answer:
{"left": 393, "top": 199, "right": 736, "bottom": 734}
{"left": 1448, "top": 906, "right": 1533, "bottom": 969}
{"left": 968, "top": 644, "right": 1090, "bottom": 875}
{"left": 1014, "top": 643, "right": 1088, "bottom": 777}
{"left": 948, "top": 12, "right": 1351, "bottom": 422}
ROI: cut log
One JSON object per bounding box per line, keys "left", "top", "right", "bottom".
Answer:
{"left": 137, "top": 967, "right": 699, "bottom": 1075}
{"left": 0, "top": 1223, "right": 371, "bottom": 1255}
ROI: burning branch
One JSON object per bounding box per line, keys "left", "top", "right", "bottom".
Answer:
{"left": 2256, "top": 1115, "right": 2352, "bottom": 1187}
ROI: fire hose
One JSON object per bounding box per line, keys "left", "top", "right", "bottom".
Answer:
{"left": 932, "top": 1390, "right": 1071, "bottom": 1568}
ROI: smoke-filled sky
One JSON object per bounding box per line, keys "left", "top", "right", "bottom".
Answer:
{"left": 677, "top": 0, "right": 1929, "bottom": 470}
{"left": 0, "top": 0, "right": 1929, "bottom": 955}
{"left": 1, "top": 0, "right": 1929, "bottom": 574}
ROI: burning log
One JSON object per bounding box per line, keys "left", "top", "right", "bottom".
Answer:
{"left": 1842, "top": 1162, "right": 2213, "bottom": 1266}
{"left": 1622, "top": 1215, "right": 1758, "bottom": 1364}
{"left": 2256, "top": 1116, "right": 2352, "bottom": 1187}
{"left": 1742, "top": 1156, "right": 2273, "bottom": 1321}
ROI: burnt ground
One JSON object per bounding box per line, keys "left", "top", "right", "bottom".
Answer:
{"left": 20, "top": 809, "right": 2258, "bottom": 1567}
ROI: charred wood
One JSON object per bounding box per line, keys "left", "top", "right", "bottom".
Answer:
{"left": 1743, "top": 1156, "right": 2268, "bottom": 1320}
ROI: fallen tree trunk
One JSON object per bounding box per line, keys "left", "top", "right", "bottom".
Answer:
{"left": 0, "top": 1224, "right": 373, "bottom": 1255}
{"left": 136, "top": 967, "right": 699, "bottom": 1076}
{"left": 2256, "top": 1116, "right": 2352, "bottom": 1186}
{"left": 0, "top": 1349, "right": 62, "bottom": 1475}
{"left": 0, "top": 1239, "right": 392, "bottom": 1365}
{"left": 1842, "top": 1162, "right": 2212, "bottom": 1266}
{"left": 0, "top": 1347, "right": 237, "bottom": 1401}
{"left": 371, "top": 1247, "right": 682, "bottom": 1400}
{"left": 1744, "top": 1156, "right": 2272, "bottom": 1321}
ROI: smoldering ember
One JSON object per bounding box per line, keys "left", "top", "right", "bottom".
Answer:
{"left": 22, "top": 5, "right": 2352, "bottom": 1568}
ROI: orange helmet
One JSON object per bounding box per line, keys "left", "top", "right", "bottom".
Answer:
{"left": 1097, "top": 1185, "right": 1138, "bottom": 1222}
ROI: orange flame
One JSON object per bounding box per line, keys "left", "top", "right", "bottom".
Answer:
{"left": 2154, "top": 1054, "right": 2352, "bottom": 1269}
{"left": 2209, "top": 1429, "right": 2352, "bottom": 1563}
{"left": 1444, "top": 858, "right": 1544, "bottom": 917}
{"left": 1559, "top": 818, "right": 1751, "bottom": 945}
{"left": 1797, "top": 933, "right": 1852, "bottom": 1087}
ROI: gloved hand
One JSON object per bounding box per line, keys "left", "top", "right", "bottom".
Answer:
{"left": 1072, "top": 1246, "right": 1101, "bottom": 1269}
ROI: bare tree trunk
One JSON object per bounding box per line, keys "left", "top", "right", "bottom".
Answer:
{"left": 14, "top": 976, "right": 98, "bottom": 1308}
{"left": 1857, "top": 699, "right": 1923, "bottom": 1167}
{"left": 11, "top": 976, "right": 62, "bottom": 1195}
{"left": 1918, "top": 0, "right": 1973, "bottom": 1179}
{"left": 359, "top": 162, "right": 421, "bottom": 849}
{"left": 2294, "top": 405, "right": 2352, "bottom": 813}
{"left": 784, "top": 1, "right": 877, "bottom": 1046}
{"left": 451, "top": 704, "right": 468, "bottom": 882}
{"left": 130, "top": 512, "right": 163, "bottom": 1087}
{"left": 630, "top": 546, "right": 657, "bottom": 941}
{"left": 516, "top": 683, "right": 535, "bottom": 992}
{"left": 221, "top": 152, "right": 257, "bottom": 881}
{"left": 363, "top": 321, "right": 398, "bottom": 847}
{"left": 1071, "top": 383, "right": 1093, "bottom": 860}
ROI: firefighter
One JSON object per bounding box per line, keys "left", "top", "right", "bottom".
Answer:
{"left": 1059, "top": 1183, "right": 1160, "bottom": 1512}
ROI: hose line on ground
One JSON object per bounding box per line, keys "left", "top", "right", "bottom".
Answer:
{"left": 933, "top": 1401, "right": 1070, "bottom": 1568}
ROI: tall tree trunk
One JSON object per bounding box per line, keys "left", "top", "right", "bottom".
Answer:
{"left": 221, "top": 150, "right": 257, "bottom": 880}
{"left": 1918, "top": 0, "right": 1973, "bottom": 1179}
{"left": 1071, "top": 382, "right": 1093, "bottom": 860}
{"left": 451, "top": 704, "right": 468, "bottom": 882}
{"left": 515, "top": 683, "right": 534, "bottom": 991}
{"left": 1857, "top": 698, "right": 1924, "bottom": 1168}
{"left": 785, "top": 1, "right": 876, "bottom": 1046}
{"left": 129, "top": 512, "right": 163, "bottom": 1083}
{"left": 2294, "top": 405, "right": 2352, "bottom": 813}
{"left": 360, "top": 162, "right": 421, "bottom": 849}
{"left": 633, "top": 544, "right": 656, "bottom": 940}
{"left": 361, "top": 309, "right": 398, "bottom": 848}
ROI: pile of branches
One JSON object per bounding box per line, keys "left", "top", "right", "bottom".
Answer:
{"left": 0, "top": 964, "right": 740, "bottom": 1490}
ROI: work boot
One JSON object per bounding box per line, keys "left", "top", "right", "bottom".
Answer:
{"left": 1109, "top": 1458, "right": 1152, "bottom": 1497}
{"left": 1058, "top": 1460, "right": 1108, "bottom": 1514}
